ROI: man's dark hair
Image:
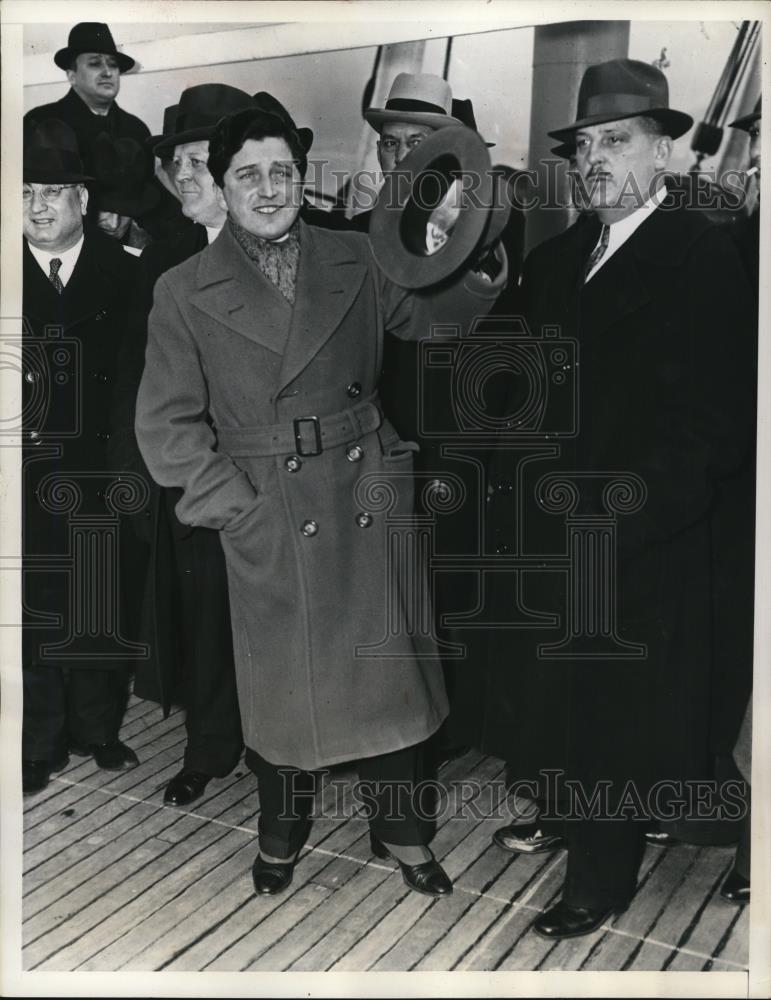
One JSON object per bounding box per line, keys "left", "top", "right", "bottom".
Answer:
{"left": 208, "top": 109, "right": 308, "bottom": 188}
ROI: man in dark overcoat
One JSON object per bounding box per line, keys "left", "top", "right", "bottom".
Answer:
{"left": 22, "top": 119, "right": 142, "bottom": 794}
{"left": 25, "top": 22, "right": 185, "bottom": 241}
{"left": 476, "top": 60, "right": 756, "bottom": 937}
{"left": 110, "top": 84, "right": 257, "bottom": 807}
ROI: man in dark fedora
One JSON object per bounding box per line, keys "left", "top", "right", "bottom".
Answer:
{"left": 22, "top": 119, "right": 142, "bottom": 794}
{"left": 477, "top": 58, "right": 756, "bottom": 937}
{"left": 110, "top": 84, "right": 259, "bottom": 808}
{"left": 25, "top": 23, "right": 150, "bottom": 164}
{"left": 91, "top": 134, "right": 159, "bottom": 253}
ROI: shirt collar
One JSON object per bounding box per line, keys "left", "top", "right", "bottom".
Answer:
{"left": 27, "top": 232, "right": 84, "bottom": 273}
{"left": 606, "top": 182, "right": 669, "bottom": 247}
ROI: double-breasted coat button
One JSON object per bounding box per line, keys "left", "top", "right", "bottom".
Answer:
{"left": 92, "top": 371, "right": 109, "bottom": 383}
{"left": 25, "top": 371, "right": 38, "bottom": 383}
{"left": 301, "top": 519, "right": 319, "bottom": 537}
{"left": 28, "top": 430, "right": 41, "bottom": 444}
{"left": 346, "top": 382, "right": 362, "bottom": 398}
{"left": 285, "top": 455, "right": 302, "bottom": 472}
{"left": 355, "top": 512, "right": 373, "bottom": 528}
{"left": 495, "top": 543, "right": 509, "bottom": 555}
{"left": 96, "top": 431, "right": 110, "bottom": 442}
{"left": 346, "top": 445, "right": 363, "bottom": 463}
{"left": 496, "top": 480, "right": 513, "bottom": 495}
{"left": 96, "top": 489, "right": 105, "bottom": 502}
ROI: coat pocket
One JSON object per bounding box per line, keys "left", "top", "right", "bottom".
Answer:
{"left": 223, "top": 492, "right": 266, "bottom": 535}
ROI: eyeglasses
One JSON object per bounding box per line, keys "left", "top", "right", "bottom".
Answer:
{"left": 23, "top": 184, "right": 77, "bottom": 203}
{"left": 377, "top": 136, "right": 427, "bottom": 155}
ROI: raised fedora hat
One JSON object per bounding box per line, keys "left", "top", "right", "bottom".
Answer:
{"left": 548, "top": 58, "right": 693, "bottom": 143}
{"left": 153, "top": 84, "right": 256, "bottom": 156}
{"left": 92, "top": 133, "right": 160, "bottom": 217}
{"left": 729, "top": 96, "right": 761, "bottom": 132}
{"left": 365, "top": 73, "right": 463, "bottom": 131}
{"left": 54, "top": 22, "right": 135, "bottom": 73}
{"left": 24, "top": 118, "right": 93, "bottom": 184}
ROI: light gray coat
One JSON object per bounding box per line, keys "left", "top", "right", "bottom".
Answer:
{"left": 136, "top": 220, "right": 501, "bottom": 768}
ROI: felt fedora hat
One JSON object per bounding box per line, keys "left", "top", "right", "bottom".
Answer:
{"left": 153, "top": 84, "right": 256, "bottom": 156}
{"left": 147, "top": 104, "right": 179, "bottom": 151}
{"left": 91, "top": 133, "right": 159, "bottom": 216}
{"left": 548, "top": 58, "right": 693, "bottom": 142}
{"left": 365, "top": 73, "right": 464, "bottom": 132}
{"left": 24, "top": 118, "right": 93, "bottom": 184}
{"left": 730, "top": 96, "right": 761, "bottom": 132}
{"left": 369, "top": 123, "right": 497, "bottom": 288}
{"left": 452, "top": 98, "right": 495, "bottom": 147}
{"left": 54, "top": 22, "right": 135, "bottom": 73}
{"left": 252, "top": 91, "right": 314, "bottom": 152}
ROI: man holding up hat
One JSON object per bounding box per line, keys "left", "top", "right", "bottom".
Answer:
{"left": 110, "top": 84, "right": 257, "bottom": 808}
{"left": 25, "top": 23, "right": 150, "bottom": 167}
{"left": 22, "top": 119, "right": 141, "bottom": 794}
{"left": 91, "top": 133, "right": 158, "bottom": 253}
{"left": 479, "top": 59, "right": 756, "bottom": 937}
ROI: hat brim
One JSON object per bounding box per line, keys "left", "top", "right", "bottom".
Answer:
{"left": 548, "top": 107, "right": 694, "bottom": 143}
{"left": 154, "top": 123, "right": 314, "bottom": 158}
{"left": 23, "top": 167, "right": 94, "bottom": 184}
{"left": 364, "top": 109, "right": 464, "bottom": 132}
{"left": 96, "top": 183, "right": 160, "bottom": 218}
{"left": 729, "top": 111, "right": 761, "bottom": 132}
{"left": 369, "top": 124, "right": 493, "bottom": 289}
{"left": 54, "top": 46, "right": 135, "bottom": 73}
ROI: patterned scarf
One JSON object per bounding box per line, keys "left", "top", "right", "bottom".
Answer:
{"left": 229, "top": 217, "right": 301, "bottom": 305}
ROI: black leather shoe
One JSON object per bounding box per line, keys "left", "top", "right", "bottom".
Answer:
{"left": 70, "top": 740, "right": 139, "bottom": 771}
{"left": 493, "top": 822, "right": 565, "bottom": 855}
{"left": 720, "top": 867, "right": 750, "bottom": 904}
{"left": 644, "top": 828, "right": 676, "bottom": 848}
{"left": 252, "top": 853, "right": 299, "bottom": 895}
{"left": 533, "top": 899, "right": 628, "bottom": 939}
{"left": 370, "top": 835, "right": 452, "bottom": 898}
{"left": 22, "top": 754, "right": 69, "bottom": 796}
{"left": 164, "top": 769, "right": 211, "bottom": 806}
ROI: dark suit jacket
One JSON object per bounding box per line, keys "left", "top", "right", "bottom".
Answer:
{"left": 22, "top": 228, "right": 142, "bottom": 669}
{"left": 464, "top": 196, "right": 755, "bottom": 798}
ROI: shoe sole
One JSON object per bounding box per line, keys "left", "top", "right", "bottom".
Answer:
{"left": 493, "top": 835, "right": 565, "bottom": 855}
{"left": 532, "top": 905, "right": 628, "bottom": 940}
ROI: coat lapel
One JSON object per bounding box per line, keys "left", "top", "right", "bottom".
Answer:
{"left": 277, "top": 222, "right": 367, "bottom": 394}
{"left": 190, "top": 224, "right": 292, "bottom": 356}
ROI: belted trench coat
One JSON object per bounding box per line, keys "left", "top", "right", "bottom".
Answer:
{"left": 136, "top": 220, "right": 501, "bottom": 769}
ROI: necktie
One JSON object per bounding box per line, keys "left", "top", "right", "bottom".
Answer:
{"left": 584, "top": 224, "right": 610, "bottom": 282}
{"left": 48, "top": 258, "right": 64, "bottom": 294}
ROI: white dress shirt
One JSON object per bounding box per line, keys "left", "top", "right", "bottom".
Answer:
{"left": 585, "top": 183, "right": 669, "bottom": 282}
{"left": 205, "top": 225, "right": 223, "bottom": 244}
{"left": 27, "top": 234, "right": 85, "bottom": 288}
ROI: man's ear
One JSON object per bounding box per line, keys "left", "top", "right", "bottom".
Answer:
{"left": 654, "top": 135, "right": 672, "bottom": 169}
{"left": 78, "top": 185, "right": 89, "bottom": 216}
{"left": 65, "top": 59, "right": 79, "bottom": 87}
{"left": 215, "top": 185, "right": 228, "bottom": 213}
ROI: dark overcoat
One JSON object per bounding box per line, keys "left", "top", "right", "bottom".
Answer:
{"left": 135, "top": 220, "right": 500, "bottom": 769}
{"left": 22, "top": 228, "right": 143, "bottom": 669}
{"left": 109, "top": 223, "right": 229, "bottom": 712}
{"left": 467, "top": 196, "right": 756, "bottom": 800}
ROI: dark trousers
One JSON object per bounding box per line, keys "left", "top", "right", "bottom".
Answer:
{"left": 169, "top": 499, "right": 243, "bottom": 777}
{"left": 22, "top": 664, "right": 130, "bottom": 761}
{"left": 246, "top": 743, "right": 435, "bottom": 860}
{"left": 563, "top": 819, "right": 646, "bottom": 909}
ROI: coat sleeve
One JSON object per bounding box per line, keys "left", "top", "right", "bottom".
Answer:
{"left": 135, "top": 273, "right": 259, "bottom": 531}
{"left": 379, "top": 242, "right": 509, "bottom": 341}
{"left": 616, "top": 225, "right": 756, "bottom": 561}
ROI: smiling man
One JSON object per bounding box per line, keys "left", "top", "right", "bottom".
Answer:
{"left": 25, "top": 23, "right": 150, "bottom": 176}
{"left": 480, "top": 58, "right": 757, "bottom": 939}
{"left": 109, "top": 84, "right": 256, "bottom": 810}
{"left": 21, "top": 119, "right": 141, "bottom": 794}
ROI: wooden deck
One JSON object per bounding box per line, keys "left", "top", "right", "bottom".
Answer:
{"left": 22, "top": 694, "right": 749, "bottom": 973}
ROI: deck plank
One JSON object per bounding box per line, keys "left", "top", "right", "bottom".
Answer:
{"left": 27, "top": 791, "right": 262, "bottom": 971}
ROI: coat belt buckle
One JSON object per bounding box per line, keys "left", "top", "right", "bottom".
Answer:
{"left": 293, "top": 416, "right": 322, "bottom": 456}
